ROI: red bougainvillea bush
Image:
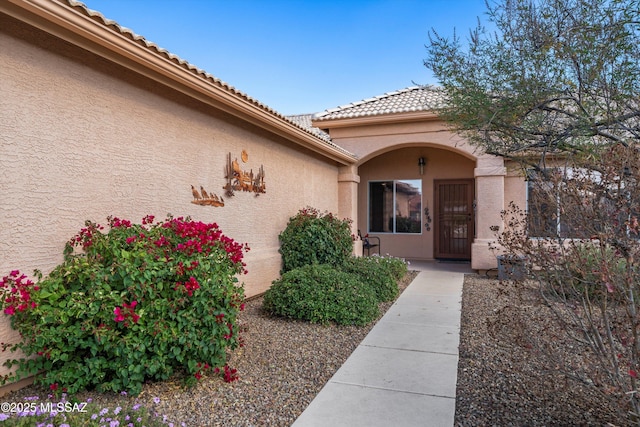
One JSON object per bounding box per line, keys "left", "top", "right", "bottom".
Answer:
{"left": 0, "top": 215, "right": 248, "bottom": 395}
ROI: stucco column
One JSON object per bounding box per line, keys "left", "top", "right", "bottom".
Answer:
{"left": 338, "top": 164, "right": 361, "bottom": 255}
{"left": 472, "top": 156, "right": 506, "bottom": 270}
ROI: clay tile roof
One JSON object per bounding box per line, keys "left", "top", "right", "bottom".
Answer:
{"left": 286, "top": 114, "right": 330, "bottom": 140}
{"left": 65, "top": 0, "right": 345, "bottom": 150}
{"left": 313, "top": 85, "right": 446, "bottom": 121}
{"left": 285, "top": 114, "right": 360, "bottom": 154}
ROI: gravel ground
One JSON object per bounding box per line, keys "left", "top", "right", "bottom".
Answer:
{"left": 4, "top": 271, "right": 631, "bottom": 426}
{"left": 456, "top": 274, "right": 628, "bottom": 426}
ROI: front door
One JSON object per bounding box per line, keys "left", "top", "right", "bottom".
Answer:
{"left": 434, "top": 179, "right": 474, "bottom": 260}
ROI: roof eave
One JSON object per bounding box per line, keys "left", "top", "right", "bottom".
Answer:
{"left": 1, "top": 0, "right": 357, "bottom": 165}
{"left": 312, "top": 110, "right": 441, "bottom": 131}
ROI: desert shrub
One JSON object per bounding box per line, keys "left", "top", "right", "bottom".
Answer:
{"left": 340, "top": 256, "right": 401, "bottom": 303}
{"left": 263, "top": 264, "right": 379, "bottom": 326}
{"left": 278, "top": 207, "right": 353, "bottom": 273}
{"left": 494, "top": 145, "right": 640, "bottom": 419}
{"left": 0, "top": 215, "right": 248, "bottom": 395}
{"left": 551, "top": 244, "right": 629, "bottom": 301}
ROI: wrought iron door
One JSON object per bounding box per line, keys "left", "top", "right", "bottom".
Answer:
{"left": 434, "top": 180, "right": 474, "bottom": 260}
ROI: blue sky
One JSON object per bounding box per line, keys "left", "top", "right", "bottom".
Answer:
{"left": 81, "top": 0, "right": 490, "bottom": 115}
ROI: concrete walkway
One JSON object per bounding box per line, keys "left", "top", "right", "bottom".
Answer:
{"left": 292, "top": 260, "right": 471, "bottom": 427}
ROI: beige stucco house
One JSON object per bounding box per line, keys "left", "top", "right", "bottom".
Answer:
{"left": 308, "top": 87, "right": 524, "bottom": 268}
{"left": 0, "top": 0, "right": 526, "bottom": 389}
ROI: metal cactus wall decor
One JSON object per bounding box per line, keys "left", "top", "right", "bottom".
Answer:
{"left": 191, "top": 185, "right": 224, "bottom": 207}
{"left": 223, "top": 150, "right": 266, "bottom": 197}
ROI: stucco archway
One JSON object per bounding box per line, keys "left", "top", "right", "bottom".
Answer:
{"left": 332, "top": 128, "right": 505, "bottom": 270}
{"left": 312, "top": 87, "right": 507, "bottom": 271}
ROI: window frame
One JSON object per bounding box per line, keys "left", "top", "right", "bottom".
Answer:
{"left": 526, "top": 167, "right": 601, "bottom": 239}
{"left": 526, "top": 169, "right": 562, "bottom": 238}
{"left": 368, "top": 179, "right": 422, "bottom": 235}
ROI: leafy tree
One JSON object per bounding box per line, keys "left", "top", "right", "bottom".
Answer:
{"left": 425, "top": 0, "right": 640, "bottom": 163}
{"left": 426, "top": 0, "right": 640, "bottom": 422}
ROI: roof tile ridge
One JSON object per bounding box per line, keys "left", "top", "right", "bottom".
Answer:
{"left": 314, "top": 86, "right": 426, "bottom": 119}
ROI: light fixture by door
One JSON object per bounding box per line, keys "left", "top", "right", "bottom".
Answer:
{"left": 418, "top": 157, "right": 426, "bottom": 175}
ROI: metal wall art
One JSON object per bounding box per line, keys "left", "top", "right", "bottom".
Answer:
{"left": 424, "top": 204, "right": 432, "bottom": 231}
{"left": 191, "top": 185, "right": 224, "bottom": 207}
{"left": 223, "top": 150, "right": 266, "bottom": 197}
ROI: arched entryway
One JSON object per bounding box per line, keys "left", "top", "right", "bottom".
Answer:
{"left": 313, "top": 87, "right": 508, "bottom": 271}
{"left": 357, "top": 146, "right": 476, "bottom": 261}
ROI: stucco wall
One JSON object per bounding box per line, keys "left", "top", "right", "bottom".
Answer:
{"left": 0, "top": 15, "right": 340, "bottom": 374}
{"left": 327, "top": 119, "right": 478, "bottom": 163}
{"left": 504, "top": 162, "right": 527, "bottom": 211}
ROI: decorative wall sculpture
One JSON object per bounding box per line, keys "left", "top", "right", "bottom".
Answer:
{"left": 191, "top": 185, "right": 224, "bottom": 207}
{"left": 424, "top": 205, "right": 432, "bottom": 231}
{"left": 224, "top": 151, "right": 266, "bottom": 197}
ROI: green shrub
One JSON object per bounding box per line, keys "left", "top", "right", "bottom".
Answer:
{"left": 278, "top": 207, "right": 353, "bottom": 273}
{"left": 263, "top": 264, "right": 379, "bottom": 326}
{"left": 340, "top": 256, "right": 399, "bottom": 303}
{"left": 0, "top": 215, "right": 248, "bottom": 395}
{"left": 376, "top": 254, "right": 409, "bottom": 281}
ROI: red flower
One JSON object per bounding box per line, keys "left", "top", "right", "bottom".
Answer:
{"left": 224, "top": 323, "right": 233, "bottom": 340}
{"left": 114, "top": 301, "right": 139, "bottom": 325}
{"left": 1, "top": 271, "right": 39, "bottom": 316}
{"left": 223, "top": 365, "right": 239, "bottom": 382}
{"left": 175, "top": 277, "right": 200, "bottom": 297}
{"left": 109, "top": 217, "right": 132, "bottom": 228}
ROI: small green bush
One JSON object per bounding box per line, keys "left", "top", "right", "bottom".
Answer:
{"left": 0, "top": 215, "right": 248, "bottom": 395}
{"left": 340, "top": 256, "right": 399, "bottom": 303}
{"left": 263, "top": 264, "right": 379, "bottom": 326}
{"left": 376, "top": 254, "right": 409, "bottom": 281}
{"left": 278, "top": 207, "right": 353, "bottom": 273}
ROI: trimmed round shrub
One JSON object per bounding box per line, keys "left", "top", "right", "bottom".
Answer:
{"left": 278, "top": 207, "right": 353, "bottom": 273}
{"left": 377, "top": 254, "right": 409, "bottom": 281}
{"left": 340, "top": 256, "right": 399, "bottom": 303}
{"left": 263, "top": 264, "right": 379, "bottom": 326}
{"left": 0, "top": 215, "right": 248, "bottom": 395}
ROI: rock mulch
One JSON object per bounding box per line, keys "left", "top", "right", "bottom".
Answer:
{"left": 455, "top": 274, "right": 628, "bottom": 426}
